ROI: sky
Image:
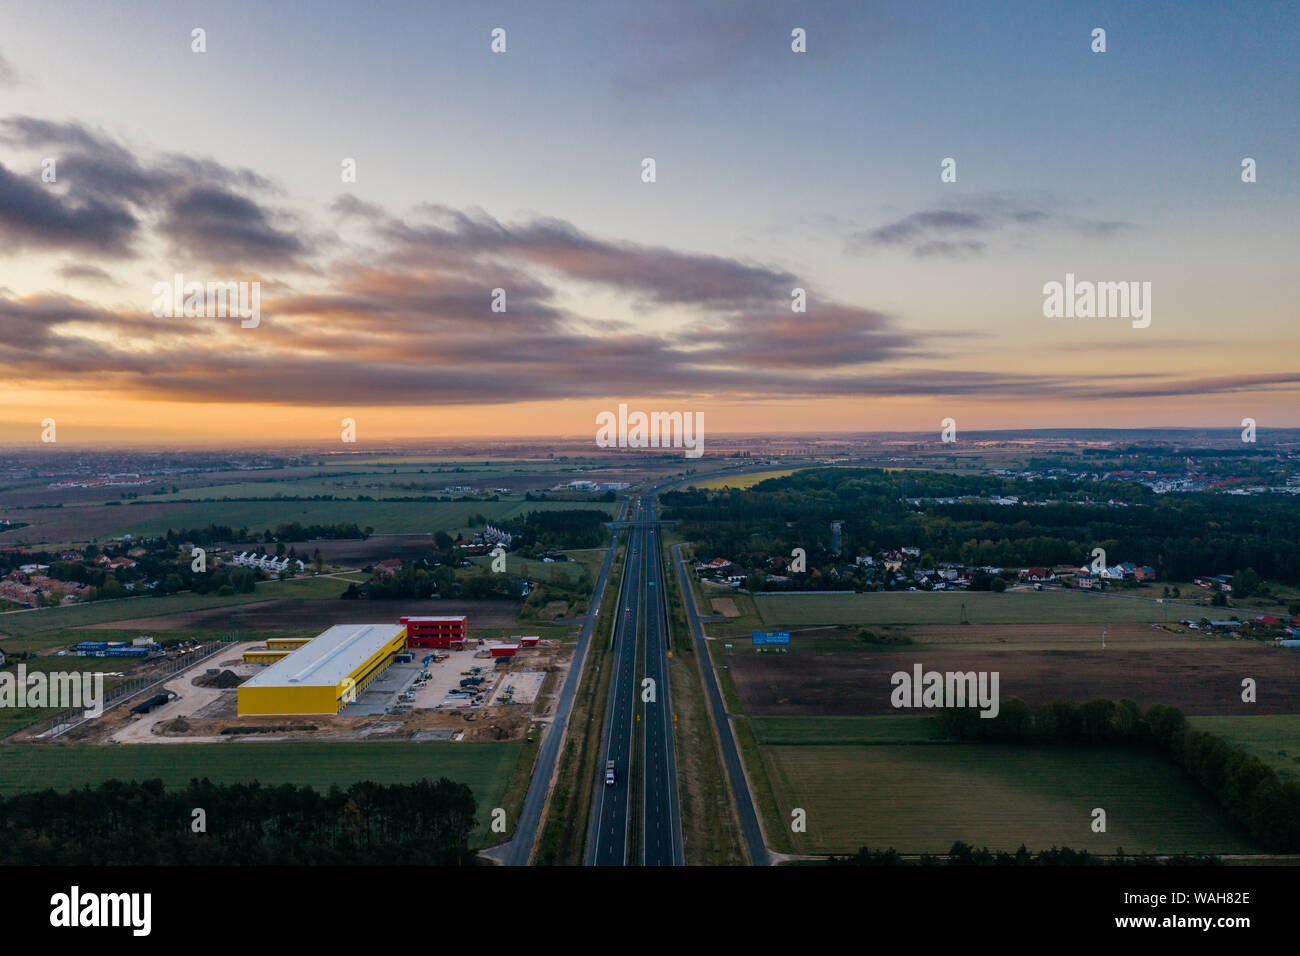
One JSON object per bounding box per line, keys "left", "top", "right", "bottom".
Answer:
{"left": 0, "top": 0, "right": 1297, "bottom": 444}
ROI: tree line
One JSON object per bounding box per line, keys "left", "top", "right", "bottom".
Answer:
{"left": 162, "top": 521, "right": 368, "bottom": 546}
{"left": 828, "top": 842, "right": 1222, "bottom": 866}
{"left": 0, "top": 777, "right": 479, "bottom": 865}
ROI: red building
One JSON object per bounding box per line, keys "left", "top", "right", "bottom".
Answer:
{"left": 489, "top": 643, "right": 519, "bottom": 659}
{"left": 401, "top": 615, "right": 469, "bottom": 649}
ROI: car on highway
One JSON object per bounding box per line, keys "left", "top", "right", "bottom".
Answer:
{"left": 605, "top": 760, "right": 616, "bottom": 785}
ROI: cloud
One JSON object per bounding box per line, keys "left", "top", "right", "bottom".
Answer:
{"left": 849, "top": 196, "right": 1133, "bottom": 258}
{"left": 161, "top": 186, "right": 306, "bottom": 267}
{"left": 3, "top": 285, "right": 1294, "bottom": 411}
{"left": 0, "top": 122, "right": 1288, "bottom": 418}
{"left": 357, "top": 203, "right": 795, "bottom": 309}
{"left": 57, "top": 263, "right": 119, "bottom": 284}
{"left": 0, "top": 116, "right": 311, "bottom": 268}
{"left": 0, "top": 163, "right": 139, "bottom": 254}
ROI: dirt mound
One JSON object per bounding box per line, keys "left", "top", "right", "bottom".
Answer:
{"left": 193, "top": 669, "right": 244, "bottom": 688}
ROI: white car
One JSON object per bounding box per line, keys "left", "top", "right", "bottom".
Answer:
{"left": 604, "top": 760, "right": 616, "bottom": 786}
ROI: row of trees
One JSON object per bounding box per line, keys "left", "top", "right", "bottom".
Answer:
{"left": 940, "top": 699, "right": 1300, "bottom": 852}
{"left": 0, "top": 777, "right": 478, "bottom": 866}
{"left": 828, "top": 842, "right": 1222, "bottom": 866}
{"left": 161, "top": 521, "right": 367, "bottom": 546}
{"left": 343, "top": 564, "right": 456, "bottom": 601}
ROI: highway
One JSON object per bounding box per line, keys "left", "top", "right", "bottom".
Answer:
{"left": 490, "top": 496, "right": 629, "bottom": 866}
{"left": 670, "top": 540, "right": 772, "bottom": 866}
{"left": 640, "top": 498, "right": 683, "bottom": 865}
{"left": 587, "top": 494, "right": 683, "bottom": 865}
{"left": 587, "top": 500, "right": 643, "bottom": 865}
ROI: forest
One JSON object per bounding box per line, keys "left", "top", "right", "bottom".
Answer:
{"left": 664, "top": 468, "right": 1300, "bottom": 584}
{"left": 0, "top": 777, "right": 479, "bottom": 865}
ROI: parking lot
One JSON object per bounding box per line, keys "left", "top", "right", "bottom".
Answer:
{"left": 338, "top": 644, "right": 511, "bottom": 717}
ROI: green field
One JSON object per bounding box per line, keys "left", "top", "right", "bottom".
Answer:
{"left": 467, "top": 553, "right": 591, "bottom": 585}
{"left": 118, "top": 499, "right": 614, "bottom": 538}
{"left": 757, "top": 736, "right": 1254, "bottom": 855}
{"left": 1190, "top": 715, "right": 1300, "bottom": 781}
{"left": 0, "top": 574, "right": 342, "bottom": 647}
{"left": 685, "top": 469, "right": 804, "bottom": 490}
{"left": 0, "top": 656, "right": 147, "bottom": 736}
{"left": 0, "top": 742, "right": 521, "bottom": 846}
{"left": 751, "top": 715, "right": 947, "bottom": 746}
{"left": 754, "top": 590, "right": 1196, "bottom": 626}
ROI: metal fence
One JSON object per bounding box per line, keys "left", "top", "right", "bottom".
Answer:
{"left": 25, "top": 632, "right": 242, "bottom": 740}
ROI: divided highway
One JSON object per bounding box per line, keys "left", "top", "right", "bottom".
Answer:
{"left": 587, "top": 503, "right": 643, "bottom": 864}
{"left": 640, "top": 498, "right": 683, "bottom": 865}
{"left": 587, "top": 495, "right": 683, "bottom": 865}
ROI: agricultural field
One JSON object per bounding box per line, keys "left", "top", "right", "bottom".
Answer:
{"left": 0, "top": 498, "right": 616, "bottom": 546}
{"left": 72, "top": 597, "right": 523, "bottom": 633}
{"left": 121, "top": 498, "right": 615, "bottom": 539}
{"left": 717, "top": 622, "right": 1236, "bottom": 654}
{"left": 757, "top": 735, "right": 1255, "bottom": 855}
{"left": 683, "top": 468, "right": 805, "bottom": 491}
{"left": 753, "top": 589, "right": 1207, "bottom": 627}
{"left": 0, "top": 574, "right": 345, "bottom": 650}
{"left": 751, "top": 715, "right": 948, "bottom": 745}
{"left": 466, "top": 553, "right": 591, "bottom": 585}
{"left": 1190, "top": 715, "right": 1300, "bottom": 781}
{"left": 0, "top": 741, "right": 521, "bottom": 846}
{"left": 724, "top": 644, "right": 1300, "bottom": 716}
{"left": 0, "top": 502, "right": 187, "bottom": 546}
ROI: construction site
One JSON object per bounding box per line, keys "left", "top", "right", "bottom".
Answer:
{"left": 17, "top": 617, "right": 570, "bottom": 746}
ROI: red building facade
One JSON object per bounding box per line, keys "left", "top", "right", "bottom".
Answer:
{"left": 401, "top": 615, "right": 469, "bottom": 649}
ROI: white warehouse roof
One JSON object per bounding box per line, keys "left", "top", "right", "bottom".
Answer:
{"left": 242, "top": 623, "right": 405, "bottom": 689}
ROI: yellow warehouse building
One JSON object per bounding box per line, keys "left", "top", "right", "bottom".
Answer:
{"left": 238, "top": 622, "right": 408, "bottom": 716}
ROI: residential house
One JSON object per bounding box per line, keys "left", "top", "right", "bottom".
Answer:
{"left": 1019, "top": 567, "right": 1056, "bottom": 583}
{"left": 1194, "top": 574, "right": 1233, "bottom": 593}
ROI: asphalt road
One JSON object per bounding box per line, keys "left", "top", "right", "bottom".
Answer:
{"left": 490, "top": 497, "right": 628, "bottom": 866}
{"left": 587, "top": 503, "right": 643, "bottom": 865}
{"left": 640, "top": 498, "right": 683, "bottom": 865}
{"left": 670, "top": 541, "right": 772, "bottom": 866}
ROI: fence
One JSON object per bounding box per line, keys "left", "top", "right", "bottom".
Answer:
{"left": 25, "top": 632, "right": 242, "bottom": 739}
